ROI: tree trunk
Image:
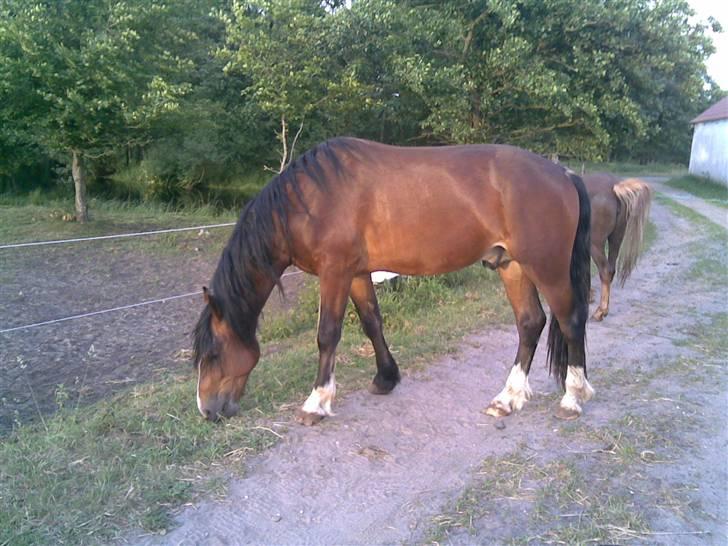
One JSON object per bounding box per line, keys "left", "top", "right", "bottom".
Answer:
{"left": 71, "top": 150, "right": 88, "bottom": 223}
{"left": 470, "top": 90, "right": 482, "bottom": 131}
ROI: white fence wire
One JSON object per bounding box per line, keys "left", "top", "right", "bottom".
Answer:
{"left": 0, "top": 220, "right": 399, "bottom": 334}
{"left": 0, "top": 222, "right": 237, "bottom": 250}
{"left": 0, "top": 270, "right": 303, "bottom": 335}
{"left": 0, "top": 221, "right": 309, "bottom": 335}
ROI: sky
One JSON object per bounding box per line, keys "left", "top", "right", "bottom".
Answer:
{"left": 689, "top": 0, "right": 728, "bottom": 89}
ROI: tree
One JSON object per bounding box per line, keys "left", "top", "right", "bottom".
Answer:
{"left": 221, "top": 1, "right": 340, "bottom": 170}
{"left": 406, "top": 0, "right": 716, "bottom": 160}
{"left": 327, "top": 0, "right": 467, "bottom": 144}
{"left": 0, "top": 0, "right": 195, "bottom": 221}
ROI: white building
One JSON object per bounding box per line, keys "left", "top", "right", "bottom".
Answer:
{"left": 689, "top": 97, "right": 728, "bottom": 186}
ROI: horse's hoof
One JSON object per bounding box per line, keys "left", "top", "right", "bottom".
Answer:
{"left": 369, "top": 372, "right": 399, "bottom": 395}
{"left": 554, "top": 406, "right": 581, "bottom": 420}
{"left": 368, "top": 382, "right": 390, "bottom": 395}
{"left": 484, "top": 400, "right": 511, "bottom": 418}
{"left": 295, "top": 410, "right": 325, "bottom": 426}
{"left": 590, "top": 311, "right": 605, "bottom": 322}
{"left": 368, "top": 380, "right": 396, "bottom": 395}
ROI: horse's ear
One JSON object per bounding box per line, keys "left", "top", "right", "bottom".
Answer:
{"left": 202, "top": 286, "right": 222, "bottom": 319}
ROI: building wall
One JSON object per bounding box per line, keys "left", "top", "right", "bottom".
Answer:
{"left": 689, "top": 119, "right": 728, "bottom": 186}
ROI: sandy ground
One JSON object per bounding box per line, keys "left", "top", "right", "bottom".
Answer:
{"left": 128, "top": 182, "right": 727, "bottom": 545}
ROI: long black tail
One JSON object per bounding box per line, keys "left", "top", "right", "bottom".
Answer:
{"left": 547, "top": 172, "right": 591, "bottom": 387}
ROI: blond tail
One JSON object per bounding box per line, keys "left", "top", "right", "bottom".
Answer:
{"left": 613, "top": 178, "right": 653, "bottom": 286}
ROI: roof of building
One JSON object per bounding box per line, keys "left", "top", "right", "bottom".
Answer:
{"left": 691, "top": 96, "right": 728, "bottom": 124}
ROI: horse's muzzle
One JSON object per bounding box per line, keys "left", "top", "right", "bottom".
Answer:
{"left": 199, "top": 396, "right": 240, "bottom": 421}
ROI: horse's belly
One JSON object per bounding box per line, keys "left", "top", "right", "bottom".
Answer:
{"left": 365, "top": 218, "right": 496, "bottom": 275}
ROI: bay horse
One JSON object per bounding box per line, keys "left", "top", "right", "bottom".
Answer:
{"left": 193, "top": 138, "right": 594, "bottom": 425}
{"left": 582, "top": 173, "right": 652, "bottom": 321}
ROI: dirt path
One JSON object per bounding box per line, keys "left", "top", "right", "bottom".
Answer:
{"left": 642, "top": 176, "right": 727, "bottom": 228}
{"left": 133, "top": 187, "right": 727, "bottom": 545}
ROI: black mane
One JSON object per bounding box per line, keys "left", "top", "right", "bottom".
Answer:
{"left": 192, "top": 137, "right": 356, "bottom": 366}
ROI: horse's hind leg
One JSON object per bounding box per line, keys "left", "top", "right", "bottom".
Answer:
{"left": 592, "top": 220, "right": 626, "bottom": 321}
{"left": 350, "top": 275, "right": 400, "bottom": 394}
{"left": 543, "top": 285, "right": 594, "bottom": 420}
{"left": 486, "top": 261, "right": 546, "bottom": 417}
{"left": 607, "top": 220, "right": 626, "bottom": 284}
{"left": 590, "top": 241, "right": 612, "bottom": 321}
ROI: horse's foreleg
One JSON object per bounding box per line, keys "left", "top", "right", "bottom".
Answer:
{"left": 296, "top": 271, "right": 352, "bottom": 426}
{"left": 486, "top": 262, "right": 545, "bottom": 417}
{"left": 350, "top": 275, "right": 400, "bottom": 395}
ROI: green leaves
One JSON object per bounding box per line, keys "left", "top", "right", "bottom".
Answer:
{"left": 0, "top": 0, "right": 720, "bottom": 200}
{"left": 0, "top": 0, "right": 200, "bottom": 157}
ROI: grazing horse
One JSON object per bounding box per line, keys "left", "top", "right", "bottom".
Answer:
{"left": 582, "top": 173, "right": 652, "bottom": 321}
{"left": 193, "top": 138, "right": 594, "bottom": 425}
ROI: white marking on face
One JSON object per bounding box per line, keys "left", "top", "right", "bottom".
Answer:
{"left": 301, "top": 375, "right": 336, "bottom": 416}
{"left": 196, "top": 365, "right": 204, "bottom": 417}
{"left": 491, "top": 364, "right": 532, "bottom": 412}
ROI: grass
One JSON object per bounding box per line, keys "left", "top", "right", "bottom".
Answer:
{"left": 0, "top": 195, "right": 238, "bottom": 246}
{"left": 3, "top": 182, "right": 721, "bottom": 544}
{"left": 674, "top": 312, "right": 728, "bottom": 360}
{"left": 665, "top": 175, "right": 728, "bottom": 208}
{"left": 0, "top": 263, "right": 511, "bottom": 545}
{"left": 0, "top": 379, "right": 279, "bottom": 545}
{"left": 643, "top": 218, "right": 658, "bottom": 253}
{"left": 425, "top": 379, "right": 706, "bottom": 545}
{"left": 655, "top": 193, "right": 727, "bottom": 290}
{"left": 656, "top": 193, "right": 725, "bottom": 239}
{"left": 566, "top": 160, "right": 687, "bottom": 177}
{"left": 426, "top": 445, "right": 650, "bottom": 545}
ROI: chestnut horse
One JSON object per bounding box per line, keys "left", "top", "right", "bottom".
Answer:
{"left": 193, "top": 138, "right": 594, "bottom": 425}
{"left": 582, "top": 173, "right": 652, "bottom": 321}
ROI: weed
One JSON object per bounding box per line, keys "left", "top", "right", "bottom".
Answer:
{"left": 54, "top": 384, "right": 70, "bottom": 411}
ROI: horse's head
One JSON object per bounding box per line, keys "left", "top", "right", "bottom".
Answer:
{"left": 193, "top": 287, "right": 260, "bottom": 421}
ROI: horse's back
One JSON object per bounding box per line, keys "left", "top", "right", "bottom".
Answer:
{"left": 582, "top": 173, "right": 620, "bottom": 244}
{"left": 289, "top": 138, "right": 582, "bottom": 277}
{"left": 582, "top": 172, "right": 620, "bottom": 196}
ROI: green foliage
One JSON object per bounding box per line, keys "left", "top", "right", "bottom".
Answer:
{"left": 409, "top": 0, "right": 717, "bottom": 160}
{"left": 1, "top": 0, "right": 720, "bottom": 206}
{"left": 0, "top": 1, "right": 195, "bottom": 155}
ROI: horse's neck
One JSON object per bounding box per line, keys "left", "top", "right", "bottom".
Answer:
{"left": 240, "top": 199, "right": 293, "bottom": 319}
{"left": 247, "top": 258, "right": 291, "bottom": 319}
